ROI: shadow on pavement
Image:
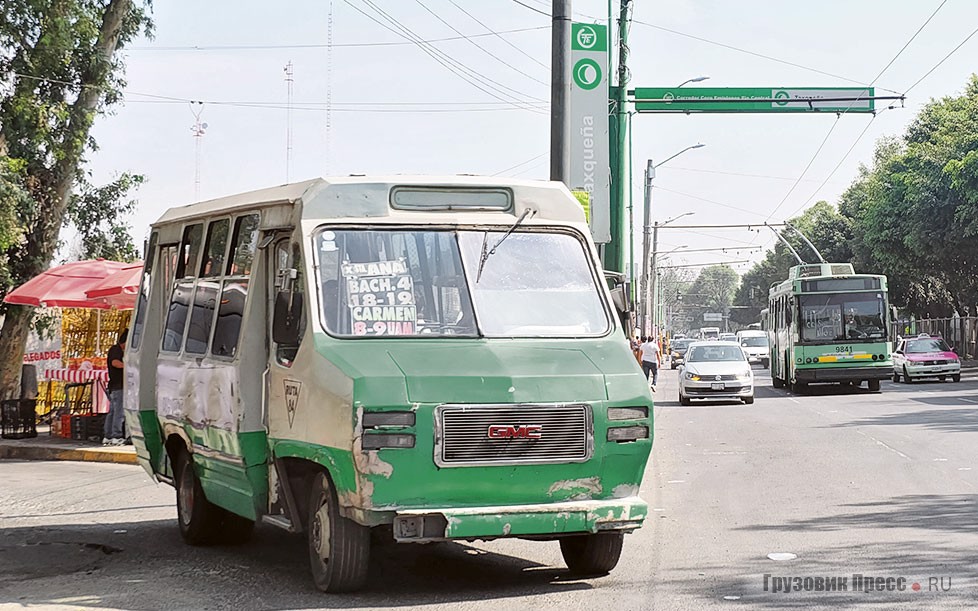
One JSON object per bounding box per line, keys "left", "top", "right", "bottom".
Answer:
{"left": 0, "top": 518, "right": 593, "bottom": 609}
{"left": 828, "top": 406, "right": 978, "bottom": 434}
{"left": 663, "top": 539, "right": 976, "bottom": 608}
{"left": 734, "top": 494, "right": 978, "bottom": 534}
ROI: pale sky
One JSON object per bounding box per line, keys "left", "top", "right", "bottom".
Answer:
{"left": 86, "top": 0, "right": 978, "bottom": 275}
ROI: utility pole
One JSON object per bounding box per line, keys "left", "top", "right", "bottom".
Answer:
{"left": 641, "top": 160, "right": 653, "bottom": 335}
{"left": 649, "top": 221, "right": 661, "bottom": 337}
{"left": 605, "top": 0, "right": 630, "bottom": 273}
{"left": 550, "top": 0, "right": 571, "bottom": 183}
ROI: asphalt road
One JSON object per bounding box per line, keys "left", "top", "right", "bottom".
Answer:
{"left": 2, "top": 364, "right": 977, "bottom": 610}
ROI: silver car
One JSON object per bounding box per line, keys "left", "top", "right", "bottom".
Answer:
{"left": 678, "top": 341, "right": 755, "bottom": 405}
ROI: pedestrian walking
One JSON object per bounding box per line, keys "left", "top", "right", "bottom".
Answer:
{"left": 639, "top": 336, "right": 661, "bottom": 391}
{"left": 103, "top": 329, "right": 127, "bottom": 446}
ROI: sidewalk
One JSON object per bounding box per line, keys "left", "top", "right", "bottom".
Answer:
{"left": 0, "top": 425, "right": 138, "bottom": 465}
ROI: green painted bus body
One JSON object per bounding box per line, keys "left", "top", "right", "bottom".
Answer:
{"left": 767, "top": 263, "right": 892, "bottom": 387}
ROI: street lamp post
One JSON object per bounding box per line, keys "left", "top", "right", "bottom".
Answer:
{"left": 640, "top": 143, "right": 704, "bottom": 336}
{"left": 677, "top": 75, "right": 710, "bottom": 88}
{"left": 648, "top": 215, "right": 693, "bottom": 338}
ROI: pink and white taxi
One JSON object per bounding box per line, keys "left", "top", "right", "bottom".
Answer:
{"left": 892, "top": 334, "right": 961, "bottom": 383}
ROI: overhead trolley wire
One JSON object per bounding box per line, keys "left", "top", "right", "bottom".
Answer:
{"left": 446, "top": 0, "right": 549, "bottom": 70}
{"left": 903, "top": 23, "right": 978, "bottom": 95}
{"left": 345, "top": 0, "right": 547, "bottom": 111}
{"left": 127, "top": 27, "right": 549, "bottom": 51}
{"left": 413, "top": 0, "right": 548, "bottom": 86}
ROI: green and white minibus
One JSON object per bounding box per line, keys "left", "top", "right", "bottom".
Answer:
{"left": 123, "top": 177, "right": 653, "bottom": 592}
{"left": 766, "top": 262, "right": 891, "bottom": 392}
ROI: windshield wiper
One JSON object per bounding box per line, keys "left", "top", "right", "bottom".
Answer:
{"left": 476, "top": 207, "right": 534, "bottom": 283}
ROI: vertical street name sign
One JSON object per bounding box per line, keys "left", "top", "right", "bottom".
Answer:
{"left": 570, "top": 22, "right": 610, "bottom": 243}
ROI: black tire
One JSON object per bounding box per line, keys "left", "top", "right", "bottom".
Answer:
{"left": 902, "top": 366, "right": 912, "bottom": 383}
{"left": 559, "top": 532, "right": 624, "bottom": 575}
{"left": 893, "top": 372, "right": 900, "bottom": 383}
{"left": 175, "top": 451, "right": 222, "bottom": 545}
{"left": 671, "top": 363, "right": 676, "bottom": 370}
{"left": 772, "top": 375, "right": 784, "bottom": 389}
{"left": 308, "top": 471, "right": 370, "bottom": 593}
{"left": 938, "top": 375, "right": 946, "bottom": 382}
{"left": 679, "top": 392, "right": 691, "bottom": 406}
{"left": 868, "top": 379, "right": 881, "bottom": 392}
{"left": 761, "top": 359, "right": 770, "bottom": 369}
{"left": 743, "top": 396, "right": 755, "bottom": 405}
{"left": 952, "top": 374, "right": 961, "bottom": 382}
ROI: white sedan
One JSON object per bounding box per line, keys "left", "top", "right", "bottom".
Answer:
{"left": 679, "top": 341, "right": 755, "bottom": 405}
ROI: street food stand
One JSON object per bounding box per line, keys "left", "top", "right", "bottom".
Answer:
{"left": 2, "top": 259, "right": 139, "bottom": 440}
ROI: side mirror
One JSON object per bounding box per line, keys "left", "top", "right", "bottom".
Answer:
{"left": 273, "top": 291, "right": 303, "bottom": 345}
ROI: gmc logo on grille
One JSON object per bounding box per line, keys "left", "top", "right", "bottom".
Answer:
{"left": 487, "top": 424, "right": 543, "bottom": 439}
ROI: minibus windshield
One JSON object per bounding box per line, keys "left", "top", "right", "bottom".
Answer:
{"left": 316, "top": 228, "right": 609, "bottom": 338}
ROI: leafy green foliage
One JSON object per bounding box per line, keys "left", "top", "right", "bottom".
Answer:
{"left": 0, "top": 1, "right": 152, "bottom": 399}
{"left": 66, "top": 171, "right": 143, "bottom": 261}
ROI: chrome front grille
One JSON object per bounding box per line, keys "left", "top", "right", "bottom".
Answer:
{"left": 435, "top": 404, "right": 592, "bottom": 467}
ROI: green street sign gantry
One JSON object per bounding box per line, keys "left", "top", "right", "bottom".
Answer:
{"left": 632, "top": 87, "right": 890, "bottom": 113}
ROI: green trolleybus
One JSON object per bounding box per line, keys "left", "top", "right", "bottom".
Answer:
{"left": 766, "top": 262, "right": 891, "bottom": 392}
{"left": 123, "top": 177, "right": 653, "bottom": 592}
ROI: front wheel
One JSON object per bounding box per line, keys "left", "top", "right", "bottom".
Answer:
{"left": 175, "top": 451, "right": 222, "bottom": 545}
{"left": 893, "top": 372, "right": 900, "bottom": 383}
{"left": 560, "top": 532, "right": 624, "bottom": 575}
{"left": 742, "top": 396, "right": 755, "bottom": 405}
{"left": 902, "top": 366, "right": 913, "bottom": 383}
{"left": 679, "top": 390, "right": 691, "bottom": 406}
{"left": 308, "top": 472, "right": 371, "bottom": 593}
{"left": 868, "top": 379, "right": 881, "bottom": 392}
{"left": 952, "top": 374, "right": 962, "bottom": 382}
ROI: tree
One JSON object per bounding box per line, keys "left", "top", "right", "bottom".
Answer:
{"left": 0, "top": 1, "right": 152, "bottom": 399}
{"left": 840, "top": 75, "right": 978, "bottom": 316}
{"left": 687, "top": 265, "right": 740, "bottom": 329}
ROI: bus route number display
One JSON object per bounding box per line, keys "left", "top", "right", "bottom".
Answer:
{"left": 341, "top": 259, "right": 417, "bottom": 336}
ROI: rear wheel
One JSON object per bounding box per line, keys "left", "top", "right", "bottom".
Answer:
{"left": 308, "top": 472, "right": 370, "bottom": 592}
{"left": 761, "top": 359, "right": 770, "bottom": 369}
{"left": 175, "top": 451, "right": 222, "bottom": 545}
{"left": 868, "top": 379, "right": 881, "bottom": 392}
{"left": 560, "top": 532, "right": 624, "bottom": 575}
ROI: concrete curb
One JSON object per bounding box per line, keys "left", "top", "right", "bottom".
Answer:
{"left": 0, "top": 441, "right": 138, "bottom": 465}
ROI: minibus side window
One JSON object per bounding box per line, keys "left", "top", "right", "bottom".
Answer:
{"left": 184, "top": 280, "right": 219, "bottom": 354}
{"left": 212, "top": 279, "right": 248, "bottom": 358}
{"left": 228, "top": 214, "right": 260, "bottom": 276}
{"left": 176, "top": 224, "right": 203, "bottom": 278}
{"left": 129, "top": 231, "right": 158, "bottom": 350}
{"left": 200, "top": 218, "right": 230, "bottom": 278}
{"left": 162, "top": 281, "right": 194, "bottom": 352}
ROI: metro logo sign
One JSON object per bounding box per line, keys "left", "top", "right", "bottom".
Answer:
{"left": 487, "top": 424, "right": 543, "bottom": 440}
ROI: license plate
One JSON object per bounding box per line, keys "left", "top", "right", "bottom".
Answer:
{"left": 711, "top": 382, "right": 725, "bottom": 390}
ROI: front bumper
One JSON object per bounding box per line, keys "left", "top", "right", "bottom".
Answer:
{"left": 903, "top": 362, "right": 961, "bottom": 378}
{"left": 682, "top": 381, "right": 753, "bottom": 400}
{"left": 391, "top": 497, "right": 648, "bottom": 542}
{"left": 795, "top": 365, "right": 891, "bottom": 383}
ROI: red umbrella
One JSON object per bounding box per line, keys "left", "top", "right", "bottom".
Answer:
{"left": 84, "top": 262, "right": 144, "bottom": 310}
{"left": 4, "top": 259, "right": 135, "bottom": 310}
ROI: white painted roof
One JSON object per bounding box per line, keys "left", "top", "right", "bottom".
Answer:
{"left": 153, "top": 176, "right": 586, "bottom": 227}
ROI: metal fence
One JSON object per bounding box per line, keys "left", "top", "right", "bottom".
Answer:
{"left": 891, "top": 317, "right": 978, "bottom": 359}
